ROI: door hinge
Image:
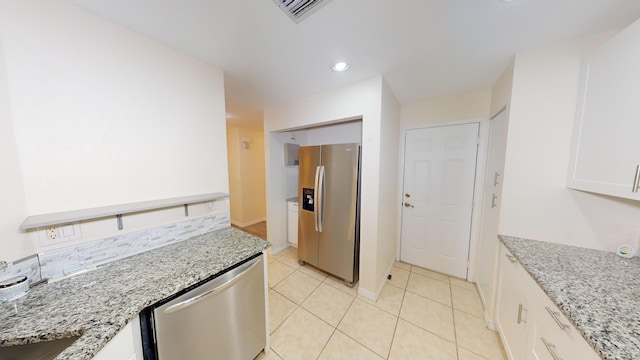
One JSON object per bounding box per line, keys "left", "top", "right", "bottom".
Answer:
{"left": 477, "top": 136, "right": 481, "bottom": 145}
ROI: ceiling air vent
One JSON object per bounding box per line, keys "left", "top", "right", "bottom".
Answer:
{"left": 272, "top": 0, "right": 333, "bottom": 24}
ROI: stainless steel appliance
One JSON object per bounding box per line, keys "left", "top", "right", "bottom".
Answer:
{"left": 140, "top": 254, "right": 266, "bottom": 360}
{"left": 298, "top": 143, "right": 361, "bottom": 286}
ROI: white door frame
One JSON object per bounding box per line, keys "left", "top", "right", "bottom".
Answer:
{"left": 395, "top": 118, "right": 488, "bottom": 281}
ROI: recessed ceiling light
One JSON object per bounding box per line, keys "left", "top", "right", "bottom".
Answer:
{"left": 332, "top": 62, "right": 349, "bottom": 72}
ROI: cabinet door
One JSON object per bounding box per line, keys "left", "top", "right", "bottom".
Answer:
{"left": 496, "top": 246, "right": 531, "bottom": 360}
{"left": 287, "top": 202, "right": 298, "bottom": 246}
{"left": 568, "top": 18, "right": 640, "bottom": 200}
{"left": 476, "top": 111, "right": 509, "bottom": 325}
{"left": 484, "top": 111, "right": 508, "bottom": 191}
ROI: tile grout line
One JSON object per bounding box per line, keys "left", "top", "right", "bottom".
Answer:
{"left": 384, "top": 279, "right": 408, "bottom": 359}
{"left": 340, "top": 298, "right": 394, "bottom": 359}
{"left": 268, "top": 257, "right": 501, "bottom": 360}
{"left": 313, "top": 292, "right": 359, "bottom": 360}
{"left": 450, "top": 279, "right": 461, "bottom": 360}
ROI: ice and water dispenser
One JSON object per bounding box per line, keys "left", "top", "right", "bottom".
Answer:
{"left": 302, "top": 188, "right": 314, "bottom": 211}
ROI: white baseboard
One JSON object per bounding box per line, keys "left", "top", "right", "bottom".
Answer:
{"left": 477, "top": 285, "right": 497, "bottom": 330}
{"left": 484, "top": 311, "right": 497, "bottom": 331}
{"left": 358, "top": 258, "right": 395, "bottom": 302}
{"left": 231, "top": 217, "right": 266, "bottom": 228}
{"left": 357, "top": 287, "right": 377, "bottom": 301}
{"left": 271, "top": 243, "right": 289, "bottom": 255}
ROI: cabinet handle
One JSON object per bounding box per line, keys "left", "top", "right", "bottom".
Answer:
{"left": 545, "top": 306, "right": 570, "bottom": 330}
{"left": 633, "top": 165, "right": 640, "bottom": 193}
{"left": 491, "top": 194, "right": 498, "bottom": 208}
{"left": 541, "top": 338, "right": 563, "bottom": 360}
{"left": 517, "top": 303, "right": 526, "bottom": 324}
{"left": 505, "top": 253, "right": 517, "bottom": 264}
{"left": 493, "top": 171, "right": 500, "bottom": 186}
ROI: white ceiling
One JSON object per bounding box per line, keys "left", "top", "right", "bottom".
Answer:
{"left": 67, "top": 0, "right": 640, "bottom": 126}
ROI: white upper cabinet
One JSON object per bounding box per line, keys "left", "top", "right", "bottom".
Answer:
{"left": 568, "top": 18, "right": 640, "bottom": 200}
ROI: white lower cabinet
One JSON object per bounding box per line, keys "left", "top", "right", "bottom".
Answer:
{"left": 496, "top": 246, "right": 531, "bottom": 359}
{"left": 92, "top": 317, "right": 143, "bottom": 360}
{"left": 496, "top": 244, "right": 600, "bottom": 360}
{"left": 287, "top": 200, "right": 298, "bottom": 247}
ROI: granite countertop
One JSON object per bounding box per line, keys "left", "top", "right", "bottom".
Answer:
{"left": 0, "top": 226, "right": 270, "bottom": 359}
{"left": 499, "top": 235, "right": 640, "bottom": 360}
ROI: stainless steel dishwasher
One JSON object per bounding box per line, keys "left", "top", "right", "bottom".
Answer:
{"left": 140, "top": 254, "right": 266, "bottom": 360}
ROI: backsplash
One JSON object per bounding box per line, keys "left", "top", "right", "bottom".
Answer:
{"left": 0, "top": 212, "right": 230, "bottom": 284}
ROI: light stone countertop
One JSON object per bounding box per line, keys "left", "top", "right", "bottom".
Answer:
{"left": 500, "top": 235, "right": 640, "bottom": 360}
{"left": 0, "top": 226, "right": 270, "bottom": 359}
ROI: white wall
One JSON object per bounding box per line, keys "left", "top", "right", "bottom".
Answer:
{"left": 376, "top": 80, "right": 401, "bottom": 288}
{"left": 490, "top": 61, "right": 514, "bottom": 118}
{"left": 0, "top": 33, "right": 30, "bottom": 260}
{"left": 0, "top": 0, "right": 229, "bottom": 261}
{"left": 401, "top": 89, "right": 492, "bottom": 127}
{"left": 306, "top": 121, "right": 362, "bottom": 145}
{"left": 500, "top": 32, "right": 640, "bottom": 251}
{"left": 265, "top": 131, "right": 301, "bottom": 250}
{"left": 264, "top": 76, "right": 399, "bottom": 297}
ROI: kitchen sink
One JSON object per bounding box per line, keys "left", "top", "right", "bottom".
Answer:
{"left": 0, "top": 336, "right": 79, "bottom": 360}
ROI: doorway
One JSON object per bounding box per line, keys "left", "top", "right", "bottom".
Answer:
{"left": 400, "top": 123, "right": 480, "bottom": 279}
{"left": 226, "top": 125, "right": 267, "bottom": 232}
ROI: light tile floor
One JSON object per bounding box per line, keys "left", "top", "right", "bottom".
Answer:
{"left": 257, "top": 247, "right": 507, "bottom": 360}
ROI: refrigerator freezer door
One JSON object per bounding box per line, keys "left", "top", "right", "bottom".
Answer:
{"left": 318, "top": 144, "right": 360, "bottom": 283}
{"left": 298, "top": 146, "right": 321, "bottom": 267}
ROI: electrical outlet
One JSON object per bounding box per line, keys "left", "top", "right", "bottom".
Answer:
{"left": 39, "top": 223, "right": 82, "bottom": 246}
{"left": 46, "top": 227, "right": 59, "bottom": 240}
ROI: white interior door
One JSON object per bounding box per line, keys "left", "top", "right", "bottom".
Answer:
{"left": 400, "top": 123, "right": 480, "bottom": 279}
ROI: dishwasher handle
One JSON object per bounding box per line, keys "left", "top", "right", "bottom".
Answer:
{"left": 163, "top": 258, "right": 261, "bottom": 314}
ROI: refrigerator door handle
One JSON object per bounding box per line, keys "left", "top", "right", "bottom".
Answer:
{"left": 314, "top": 166, "right": 321, "bottom": 231}
{"left": 318, "top": 165, "right": 325, "bottom": 232}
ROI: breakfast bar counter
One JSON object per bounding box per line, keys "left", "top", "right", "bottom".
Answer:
{"left": 0, "top": 227, "right": 269, "bottom": 359}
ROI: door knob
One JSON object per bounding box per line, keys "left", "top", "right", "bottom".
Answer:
{"left": 404, "top": 202, "right": 414, "bottom": 208}
{"left": 405, "top": 193, "right": 411, "bottom": 198}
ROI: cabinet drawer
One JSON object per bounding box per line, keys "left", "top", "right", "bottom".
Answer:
{"left": 530, "top": 319, "right": 572, "bottom": 360}
{"left": 529, "top": 311, "right": 600, "bottom": 360}
{"left": 528, "top": 283, "right": 600, "bottom": 359}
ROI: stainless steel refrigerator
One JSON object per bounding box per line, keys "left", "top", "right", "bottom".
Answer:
{"left": 298, "top": 143, "right": 361, "bottom": 286}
